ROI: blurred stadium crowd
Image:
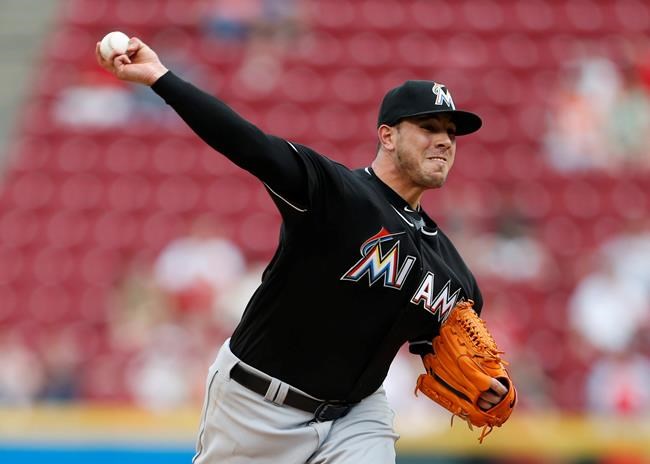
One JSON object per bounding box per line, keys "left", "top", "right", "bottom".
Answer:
{"left": 0, "top": 0, "right": 650, "bottom": 442}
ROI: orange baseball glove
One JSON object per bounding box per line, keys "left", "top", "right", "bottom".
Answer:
{"left": 414, "top": 300, "right": 517, "bottom": 443}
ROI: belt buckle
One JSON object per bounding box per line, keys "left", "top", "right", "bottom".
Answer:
{"left": 314, "top": 402, "right": 352, "bottom": 422}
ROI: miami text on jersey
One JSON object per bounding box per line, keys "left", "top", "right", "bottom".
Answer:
{"left": 341, "top": 228, "right": 462, "bottom": 321}
{"left": 410, "top": 272, "right": 461, "bottom": 322}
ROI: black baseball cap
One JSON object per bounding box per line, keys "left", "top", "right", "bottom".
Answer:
{"left": 377, "top": 80, "right": 482, "bottom": 135}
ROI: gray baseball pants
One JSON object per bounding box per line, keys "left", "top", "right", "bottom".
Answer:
{"left": 192, "top": 339, "right": 399, "bottom": 463}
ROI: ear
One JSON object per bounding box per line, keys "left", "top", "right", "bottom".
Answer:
{"left": 377, "top": 124, "right": 396, "bottom": 151}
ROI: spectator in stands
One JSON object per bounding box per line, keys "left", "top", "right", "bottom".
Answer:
{"left": 108, "top": 257, "right": 173, "bottom": 351}
{"left": 543, "top": 56, "right": 622, "bottom": 172}
{"left": 607, "top": 65, "right": 650, "bottom": 170}
{"left": 200, "top": 0, "right": 307, "bottom": 96}
{"left": 125, "top": 322, "right": 210, "bottom": 410}
{"left": 569, "top": 263, "right": 645, "bottom": 355}
{"left": 53, "top": 69, "right": 134, "bottom": 128}
{"left": 585, "top": 349, "right": 650, "bottom": 417}
{"left": 216, "top": 261, "right": 266, "bottom": 328}
{"left": 153, "top": 216, "right": 247, "bottom": 317}
{"left": 201, "top": 0, "right": 303, "bottom": 46}
{"left": 545, "top": 53, "right": 650, "bottom": 173}
{"left": 201, "top": 0, "right": 265, "bottom": 43}
{"left": 37, "top": 330, "right": 82, "bottom": 402}
{"left": 0, "top": 334, "right": 45, "bottom": 405}
{"left": 463, "top": 209, "right": 557, "bottom": 287}
{"left": 568, "top": 232, "right": 650, "bottom": 355}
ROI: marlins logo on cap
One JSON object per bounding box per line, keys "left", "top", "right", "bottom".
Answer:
{"left": 377, "top": 80, "right": 482, "bottom": 135}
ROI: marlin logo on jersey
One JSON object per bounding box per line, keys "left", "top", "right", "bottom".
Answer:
{"left": 410, "top": 271, "right": 461, "bottom": 322}
{"left": 341, "top": 227, "right": 416, "bottom": 289}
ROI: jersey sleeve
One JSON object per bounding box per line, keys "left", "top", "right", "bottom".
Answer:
{"left": 408, "top": 337, "right": 434, "bottom": 356}
{"left": 151, "top": 71, "right": 309, "bottom": 209}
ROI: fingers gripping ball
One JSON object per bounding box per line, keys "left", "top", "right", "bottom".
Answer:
{"left": 414, "top": 300, "right": 517, "bottom": 443}
{"left": 99, "top": 31, "right": 130, "bottom": 60}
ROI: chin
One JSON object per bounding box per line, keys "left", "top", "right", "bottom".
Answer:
{"left": 422, "top": 177, "right": 446, "bottom": 189}
{"left": 423, "top": 171, "right": 447, "bottom": 188}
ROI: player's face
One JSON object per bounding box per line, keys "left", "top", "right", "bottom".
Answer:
{"left": 393, "top": 115, "right": 456, "bottom": 189}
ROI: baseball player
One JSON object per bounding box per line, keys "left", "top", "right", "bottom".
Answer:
{"left": 96, "top": 37, "right": 510, "bottom": 463}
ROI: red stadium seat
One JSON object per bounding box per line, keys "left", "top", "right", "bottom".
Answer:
{"left": 445, "top": 33, "right": 489, "bottom": 68}
{"left": 93, "top": 211, "right": 140, "bottom": 250}
{"left": 203, "top": 177, "right": 254, "bottom": 214}
{"left": 461, "top": 0, "right": 505, "bottom": 33}
{"left": 154, "top": 176, "right": 201, "bottom": 213}
{"left": 28, "top": 284, "right": 72, "bottom": 323}
{"left": 292, "top": 32, "right": 344, "bottom": 68}
{"left": 46, "top": 210, "right": 90, "bottom": 249}
{"left": 263, "top": 102, "right": 311, "bottom": 140}
{"left": 140, "top": 212, "right": 189, "bottom": 251}
{"left": 151, "top": 139, "right": 198, "bottom": 175}
{"left": 315, "top": 104, "right": 361, "bottom": 141}
{"left": 56, "top": 136, "right": 101, "bottom": 173}
{"left": 107, "top": 175, "right": 153, "bottom": 212}
{"left": 345, "top": 32, "right": 392, "bottom": 68}
{"left": 59, "top": 174, "right": 106, "bottom": 212}
{"left": 561, "top": 180, "right": 602, "bottom": 219}
{"left": 563, "top": 0, "right": 605, "bottom": 34}
{"left": 237, "top": 211, "right": 281, "bottom": 259}
{"left": 9, "top": 172, "right": 56, "bottom": 211}
{"left": 612, "top": 0, "right": 650, "bottom": 32}
{"left": 104, "top": 137, "right": 152, "bottom": 174}
{"left": 498, "top": 34, "right": 541, "bottom": 69}
{"left": 0, "top": 246, "right": 25, "bottom": 286}
{"left": 514, "top": 0, "right": 556, "bottom": 33}
{"left": 278, "top": 66, "right": 327, "bottom": 103}
{"left": 308, "top": 1, "right": 358, "bottom": 30}
{"left": 79, "top": 248, "right": 126, "bottom": 286}
{"left": 0, "top": 284, "right": 18, "bottom": 323}
{"left": 330, "top": 68, "right": 376, "bottom": 104}
{"left": 32, "top": 248, "right": 75, "bottom": 285}
{"left": 408, "top": 0, "right": 456, "bottom": 33}
{"left": 358, "top": 0, "right": 407, "bottom": 30}
{"left": 0, "top": 210, "right": 42, "bottom": 248}
{"left": 62, "top": 0, "right": 108, "bottom": 25}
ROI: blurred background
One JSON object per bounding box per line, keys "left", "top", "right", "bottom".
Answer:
{"left": 0, "top": 0, "right": 649, "bottom": 463}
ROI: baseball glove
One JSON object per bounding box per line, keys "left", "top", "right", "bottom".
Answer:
{"left": 414, "top": 300, "right": 516, "bottom": 443}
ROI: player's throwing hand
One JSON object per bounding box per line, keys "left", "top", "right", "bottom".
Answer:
{"left": 95, "top": 36, "right": 168, "bottom": 86}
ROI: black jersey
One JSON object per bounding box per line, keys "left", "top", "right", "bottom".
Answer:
{"left": 152, "top": 72, "right": 482, "bottom": 402}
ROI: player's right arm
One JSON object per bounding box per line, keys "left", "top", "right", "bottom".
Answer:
{"left": 96, "top": 37, "right": 309, "bottom": 208}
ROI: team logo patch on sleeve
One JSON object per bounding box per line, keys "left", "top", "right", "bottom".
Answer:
{"left": 341, "top": 227, "right": 416, "bottom": 289}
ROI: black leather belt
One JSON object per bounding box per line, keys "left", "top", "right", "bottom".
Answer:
{"left": 230, "top": 363, "right": 354, "bottom": 422}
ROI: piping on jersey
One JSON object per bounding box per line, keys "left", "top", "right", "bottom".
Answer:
{"left": 367, "top": 168, "right": 438, "bottom": 237}
{"left": 390, "top": 204, "right": 416, "bottom": 227}
{"left": 390, "top": 204, "right": 438, "bottom": 236}
{"left": 262, "top": 140, "right": 309, "bottom": 213}
{"left": 264, "top": 182, "right": 308, "bottom": 213}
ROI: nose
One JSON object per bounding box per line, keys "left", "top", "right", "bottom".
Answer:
{"left": 433, "top": 133, "right": 452, "bottom": 149}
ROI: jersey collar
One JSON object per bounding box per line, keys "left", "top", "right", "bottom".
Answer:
{"left": 363, "top": 167, "right": 439, "bottom": 233}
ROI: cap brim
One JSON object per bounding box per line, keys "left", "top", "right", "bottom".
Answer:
{"left": 448, "top": 110, "right": 482, "bottom": 136}
{"left": 386, "top": 109, "right": 482, "bottom": 136}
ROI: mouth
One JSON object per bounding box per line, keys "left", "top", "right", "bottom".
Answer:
{"left": 426, "top": 150, "right": 448, "bottom": 164}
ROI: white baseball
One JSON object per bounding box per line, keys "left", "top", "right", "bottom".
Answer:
{"left": 99, "top": 31, "right": 130, "bottom": 60}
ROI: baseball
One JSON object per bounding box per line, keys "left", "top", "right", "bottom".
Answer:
{"left": 99, "top": 31, "right": 130, "bottom": 60}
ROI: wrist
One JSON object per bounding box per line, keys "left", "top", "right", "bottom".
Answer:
{"left": 146, "top": 65, "right": 169, "bottom": 86}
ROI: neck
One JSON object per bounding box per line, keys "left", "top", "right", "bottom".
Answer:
{"left": 371, "top": 159, "right": 423, "bottom": 210}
